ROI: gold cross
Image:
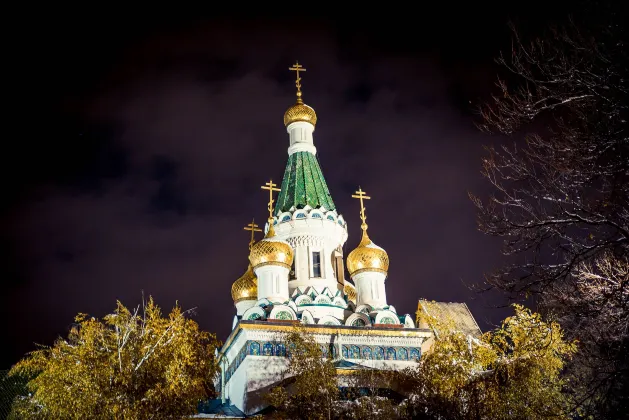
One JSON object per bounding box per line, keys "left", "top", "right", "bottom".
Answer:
{"left": 243, "top": 218, "right": 262, "bottom": 250}
{"left": 351, "top": 187, "right": 371, "bottom": 227}
{"left": 289, "top": 61, "right": 307, "bottom": 93}
{"left": 261, "top": 179, "right": 281, "bottom": 220}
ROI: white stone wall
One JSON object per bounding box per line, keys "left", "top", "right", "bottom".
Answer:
{"left": 287, "top": 121, "right": 316, "bottom": 155}
{"left": 353, "top": 271, "right": 388, "bottom": 308}
{"left": 273, "top": 215, "right": 347, "bottom": 294}
{"left": 219, "top": 325, "right": 430, "bottom": 415}
{"left": 255, "top": 265, "right": 290, "bottom": 302}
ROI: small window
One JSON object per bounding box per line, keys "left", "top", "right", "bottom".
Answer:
{"left": 312, "top": 252, "right": 321, "bottom": 278}
{"left": 296, "top": 213, "right": 306, "bottom": 219}
{"left": 327, "top": 215, "right": 335, "bottom": 221}
{"left": 312, "top": 213, "right": 322, "bottom": 219}
{"left": 289, "top": 258, "right": 297, "bottom": 280}
{"left": 282, "top": 215, "right": 291, "bottom": 222}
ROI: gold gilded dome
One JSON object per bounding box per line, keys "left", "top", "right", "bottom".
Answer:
{"left": 346, "top": 230, "right": 389, "bottom": 276}
{"left": 231, "top": 264, "right": 258, "bottom": 303}
{"left": 249, "top": 225, "right": 294, "bottom": 269}
{"left": 284, "top": 99, "right": 317, "bottom": 127}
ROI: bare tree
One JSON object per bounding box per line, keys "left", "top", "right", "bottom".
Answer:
{"left": 471, "top": 6, "right": 629, "bottom": 416}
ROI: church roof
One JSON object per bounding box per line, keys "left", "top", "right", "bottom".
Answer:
{"left": 417, "top": 300, "right": 482, "bottom": 338}
{"left": 275, "top": 151, "right": 336, "bottom": 215}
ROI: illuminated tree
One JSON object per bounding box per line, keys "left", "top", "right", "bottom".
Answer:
{"left": 472, "top": 3, "right": 628, "bottom": 415}
{"left": 266, "top": 326, "right": 338, "bottom": 420}
{"left": 8, "top": 297, "right": 219, "bottom": 419}
{"left": 404, "top": 304, "right": 576, "bottom": 419}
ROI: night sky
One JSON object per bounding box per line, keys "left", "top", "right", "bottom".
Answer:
{"left": 2, "top": 4, "right": 577, "bottom": 368}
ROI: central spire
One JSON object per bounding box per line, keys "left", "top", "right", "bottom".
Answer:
{"left": 276, "top": 61, "right": 335, "bottom": 214}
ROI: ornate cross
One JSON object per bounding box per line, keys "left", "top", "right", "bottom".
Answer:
{"left": 289, "top": 61, "right": 307, "bottom": 93}
{"left": 351, "top": 187, "right": 371, "bottom": 228}
{"left": 243, "top": 218, "right": 262, "bottom": 250}
{"left": 261, "top": 179, "right": 281, "bottom": 220}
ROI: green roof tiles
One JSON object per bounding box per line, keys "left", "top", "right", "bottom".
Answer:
{"left": 275, "top": 151, "right": 336, "bottom": 215}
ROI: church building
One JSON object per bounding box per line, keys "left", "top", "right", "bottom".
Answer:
{"left": 208, "top": 63, "right": 480, "bottom": 417}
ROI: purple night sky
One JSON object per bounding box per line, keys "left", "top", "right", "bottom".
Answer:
{"left": 1, "top": 5, "right": 573, "bottom": 367}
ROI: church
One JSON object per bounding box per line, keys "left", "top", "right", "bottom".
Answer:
{"left": 204, "top": 63, "right": 480, "bottom": 417}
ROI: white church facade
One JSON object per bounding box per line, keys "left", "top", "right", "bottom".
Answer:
{"left": 211, "top": 63, "right": 477, "bottom": 416}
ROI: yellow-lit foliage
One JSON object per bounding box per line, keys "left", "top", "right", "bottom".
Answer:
{"left": 408, "top": 303, "right": 577, "bottom": 419}
{"left": 266, "top": 326, "right": 338, "bottom": 420}
{"left": 9, "top": 297, "right": 219, "bottom": 419}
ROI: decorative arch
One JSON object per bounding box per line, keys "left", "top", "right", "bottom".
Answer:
{"left": 349, "top": 345, "right": 360, "bottom": 359}
{"left": 355, "top": 304, "right": 373, "bottom": 315}
{"left": 263, "top": 342, "right": 274, "bottom": 356}
{"left": 242, "top": 306, "right": 266, "bottom": 322}
{"left": 309, "top": 209, "right": 324, "bottom": 220}
{"left": 314, "top": 295, "right": 332, "bottom": 305}
{"left": 249, "top": 342, "right": 261, "bottom": 356}
{"left": 373, "top": 347, "right": 384, "bottom": 360}
{"left": 269, "top": 305, "right": 297, "bottom": 321}
{"left": 317, "top": 315, "right": 342, "bottom": 326}
{"left": 362, "top": 347, "right": 373, "bottom": 360}
{"left": 332, "top": 297, "right": 348, "bottom": 308}
{"left": 256, "top": 298, "right": 272, "bottom": 308}
{"left": 345, "top": 313, "right": 371, "bottom": 327}
{"left": 375, "top": 310, "right": 401, "bottom": 325}
{"left": 300, "top": 310, "right": 315, "bottom": 324}
{"left": 287, "top": 300, "right": 298, "bottom": 313}
{"left": 279, "top": 212, "right": 292, "bottom": 223}
{"left": 295, "top": 295, "right": 313, "bottom": 306}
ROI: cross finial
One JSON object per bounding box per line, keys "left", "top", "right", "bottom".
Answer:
{"left": 261, "top": 179, "right": 281, "bottom": 222}
{"left": 351, "top": 186, "right": 371, "bottom": 231}
{"left": 243, "top": 218, "right": 262, "bottom": 250}
{"left": 289, "top": 61, "right": 307, "bottom": 102}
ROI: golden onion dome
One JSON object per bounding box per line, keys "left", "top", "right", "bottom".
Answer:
{"left": 231, "top": 264, "right": 258, "bottom": 303}
{"left": 284, "top": 98, "right": 317, "bottom": 127}
{"left": 346, "top": 230, "right": 389, "bottom": 276}
{"left": 249, "top": 225, "right": 294, "bottom": 269}
{"left": 344, "top": 282, "right": 357, "bottom": 304}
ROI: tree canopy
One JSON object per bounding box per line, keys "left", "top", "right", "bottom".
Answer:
{"left": 9, "top": 297, "right": 219, "bottom": 420}
{"left": 405, "top": 304, "right": 577, "bottom": 420}
{"left": 472, "top": 2, "right": 628, "bottom": 415}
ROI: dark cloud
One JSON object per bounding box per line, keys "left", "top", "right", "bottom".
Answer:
{"left": 3, "top": 8, "right": 577, "bottom": 367}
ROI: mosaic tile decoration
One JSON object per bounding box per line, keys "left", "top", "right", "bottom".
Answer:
{"left": 224, "top": 340, "right": 421, "bottom": 383}
{"left": 275, "top": 151, "right": 336, "bottom": 215}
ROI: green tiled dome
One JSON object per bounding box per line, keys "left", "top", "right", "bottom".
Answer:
{"left": 275, "top": 151, "right": 336, "bottom": 215}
